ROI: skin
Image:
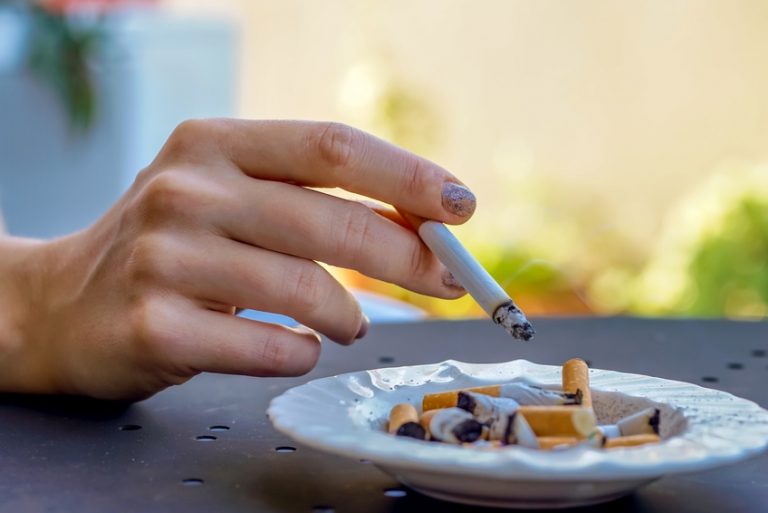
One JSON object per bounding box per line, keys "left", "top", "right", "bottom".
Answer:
{"left": 0, "top": 119, "right": 475, "bottom": 401}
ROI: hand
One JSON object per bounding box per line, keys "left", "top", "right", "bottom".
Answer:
{"left": 0, "top": 120, "right": 476, "bottom": 400}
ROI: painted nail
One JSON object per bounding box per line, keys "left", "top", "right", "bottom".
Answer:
{"left": 441, "top": 182, "right": 476, "bottom": 217}
{"left": 442, "top": 269, "right": 465, "bottom": 290}
{"left": 356, "top": 314, "right": 370, "bottom": 339}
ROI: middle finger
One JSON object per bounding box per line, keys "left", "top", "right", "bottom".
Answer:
{"left": 218, "top": 177, "right": 465, "bottom": 299}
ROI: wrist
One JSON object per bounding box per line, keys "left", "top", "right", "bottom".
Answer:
{"left": 0, "top": 235, "right": 68, "bottom": 393}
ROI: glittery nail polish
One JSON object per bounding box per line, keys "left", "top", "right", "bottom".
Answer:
{"left": 442, "top": 182, "right": 476, "bottom": 217}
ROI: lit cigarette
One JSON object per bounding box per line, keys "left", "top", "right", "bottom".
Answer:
{"left": 388, "top": 403, "right": 427, "bottom": 440}
{"left": 562, "top": 358, "right": 592, "bottom": 408}
{"left": 417, "top": 220, "right": 534, "bottom": 341}
{"left": 598, "top": 407, "right": 660, "bottom": 438}
{"left": 457, "top": 391, "right": 519, "bottom": 424}
{"left": 603, "top": 434, "right": 661, "bottom": 448}
{"left": 423, "top": 383, "right": 578, "bottom": 412}
{"left": 420, "top": 407, "right": 483, "bottom": 444}
{"left": 518, "top": 406, "right": 598, "bottom": 438}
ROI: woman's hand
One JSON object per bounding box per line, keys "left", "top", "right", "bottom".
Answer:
{"left": 0, "top": 120, "right": 475, "bottom": 400}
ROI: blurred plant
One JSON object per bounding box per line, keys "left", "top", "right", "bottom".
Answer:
{"left": 338, "top": 61, "right": 440, "bottom": 155}
{"left": 630, "top": 164, "right": 768, "bottom": 318}
{"left": 26, "top": 1, "right": 104, "bottom": 131}
{"left": 7, "top": 0, "right": 152, "bottom": 132}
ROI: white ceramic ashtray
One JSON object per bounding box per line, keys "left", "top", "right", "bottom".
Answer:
{"left": 267, "top": 360, "right": 768, "bottom": 509}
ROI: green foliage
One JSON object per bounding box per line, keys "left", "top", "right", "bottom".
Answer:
{"left": 27, "top": 5, "right": 102, "bottom": 132}
{"left": 682, "top": 196, "right": 768, "bottom": 316}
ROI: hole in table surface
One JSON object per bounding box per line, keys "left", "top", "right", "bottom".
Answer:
{"left": 311, "top": 506, "right": 335, "bottom": 513}
{"left": 209, "top": 425, "right": 230, "bottom": 431}
{"left": 275, "top": 446, "right": 296, "bottom": 453}
{"left": 181, "top": 478, "right": 204, "bottom": 486}
{"left": 727, "top": 362, "right": 744, "bottom": 370}
{"left": 384, "top": 488, "right": 407, "bottom": 498}
{"left": 118, "top": 424, "right": 142, "bottom": 431}
{"left": 752, "top": 349, "right": 766, "bottom": 358}
{"left": 195, "top": 435, "right": 217, "bottom": 442}
{"left": 379, "top": 356, "right": 395, "bottom": 364}
{"left": 701, "top": 376, "right": 719, "bottom": 383}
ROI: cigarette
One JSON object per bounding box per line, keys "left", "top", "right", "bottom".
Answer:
{"left": 423, "top": 382, "right": 578, "bottom": 412}
{"left": 603, "top": 434, "right": 661, "bottom": 448}
{"left": 420, "top": 407, "right": 483, "bottom": 444}
{"left": 417, "top": 220, "right": 534, "bottom": 341}
{"left": 598, "top": 407, "right": 660, "bottom": 439}
{"left": 518, "top": 406, "right": 598, "bottom": 438}
{"left": 562, "top": 358, "right": 592, "bottom": 408}
{"left": 457, "top": 391, "right": 519, "bottom": 424}
{"left": 502, "top": 412, "right": 540, "bottom": 448}
{"left": 388, "top": 403, "right": 427, "bottom": 440}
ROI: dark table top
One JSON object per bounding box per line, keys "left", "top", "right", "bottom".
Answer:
{"left": 1, "top": 317, "right": 767, "bottom": 513}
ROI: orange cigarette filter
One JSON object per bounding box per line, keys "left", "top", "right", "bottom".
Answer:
{"left": 604, "top": 434, "right": 661, "bottom": 448}
{"left": 562, "top": 358, "right": 592, "bottom": 408}
{"left": 388, "top": 403, "right": 420, "bottom": 434}
{"left": 536, "top": 436, "right": 580, "bottom": 450}
{"left": 518, "top": 406, "right": 597, "bottom": 438}
{"left": 422, "top": 385, "right": 501, "bottom": 411}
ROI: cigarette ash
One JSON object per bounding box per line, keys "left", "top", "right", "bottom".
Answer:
{"left": 493, "top": 301, "right": 535, "bottom": 341}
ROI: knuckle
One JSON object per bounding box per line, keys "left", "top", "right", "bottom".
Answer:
{"left": 161, "top": 118, "right": 223, "bottom": 162}
{"left": 399, "top": 156, "right": 430, "bottom": 197}
{"left": 130, "top": 296, "right": 175, "bottom": 360}
{"left": 337, "top": 203, "right": 375, "bottom": 263}
{"left": 255, "top": 330, "right": 290, "bottom": 373}
{"left": 284, "top": 263, "right": 328, "bottom": 313}
{"left": 407, "top": 238, "right": 431, "bottom": 280}
{"left": 127, "top": 233, "right": 172, "bottom": 284}
{"left": 314, "top": 121, "right": 357, "bottom": 171}
{"left": 140, "top": 171, "right": 197, "bottom": 220}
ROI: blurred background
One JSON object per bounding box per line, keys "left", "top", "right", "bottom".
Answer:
{"left": 1, "top": 0, "right": 767, "bottom": 322}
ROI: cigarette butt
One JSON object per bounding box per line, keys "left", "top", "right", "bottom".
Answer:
{"left": 388, "top": 403, "right": 419, "bottom": 434}
{"left": 603, "top": 434, "right": 661, "bottom": 448}
{"left": 518, "top": 406, "right": 597, "bottom": 438}
{"left": 422, "top": 385, "right": 501, "bottom": 411}
{"left": 422, "top": 407, "right": 483, "bottom": 444}
{"left": 504, "top": 412, "right": 539, "bottom": 449}
{"left": 498, "top": 382, "right": 582, "bottom": 406}
{"left": 537, "top": 436, "right": 580, "bottom": 450}
{"left": 563, "top": 358, "right": 592, "bottom": 408}
{"left": 457, "top": 391, "right": 519, "bottom": 424}
{"left": 617, "top": 407, "right": 660, "bottom": 436}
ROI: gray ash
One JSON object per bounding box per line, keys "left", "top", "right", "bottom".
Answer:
{"left": 492, "top": 301, "right": 535, "bottom": 341}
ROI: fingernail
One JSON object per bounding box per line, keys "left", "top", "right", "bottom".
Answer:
{"left": 442, "top": 269, "right": 465, "bottom": 290}
{"left": 294, "top": 325, "right": 321, "bottom": 341}
{"left": 441, "top": 182, "right": 476, "bottom": 217}
{"left": 356, "top": 314, "right": 370, "bottom": 339}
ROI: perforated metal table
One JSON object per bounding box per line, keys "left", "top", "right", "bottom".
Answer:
{"left": 1, "top": 318, "right": 766, "bottom": 513}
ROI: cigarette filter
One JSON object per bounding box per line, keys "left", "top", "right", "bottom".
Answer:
{"left": 388, "top": 403, "right": 427, "bottom": 440}
{"left": 422, "top": 385, "right": 501, "bottom": 411}
{"left": 603, "top": 434, "right": 661, "bottom": 449}
{"left": 421, "top": 407, "right": 483, "bottom": 444}
{"left": 457, "top": 391, "right": 520, "bottom": 424}
{"left": 562, "top": 358, "right": 592, "bottom": 408}
{"left": 518, "top": 406, "right": 598, "bottom": 438}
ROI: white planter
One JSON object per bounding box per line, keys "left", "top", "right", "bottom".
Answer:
{"left": 0, "top": 11, "right": 236, "bottom": 238}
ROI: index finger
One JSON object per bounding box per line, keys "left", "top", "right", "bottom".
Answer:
{"left": 197, "top": 119, "right": 477, "bottom": 224}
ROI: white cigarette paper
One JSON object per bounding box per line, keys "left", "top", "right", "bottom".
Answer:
{"left": 417, "top": 221, "right": 534, "bottom": 340}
